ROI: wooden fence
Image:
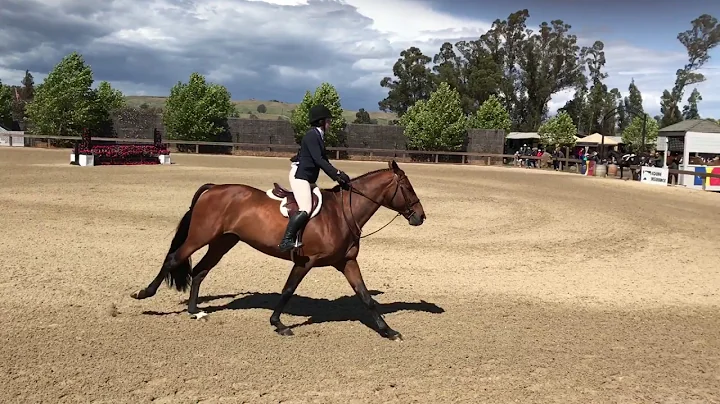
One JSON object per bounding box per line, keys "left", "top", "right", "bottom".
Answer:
{"left": 2, "top": 132, "right": 584, "bottom": 167}
{"left": 3, "top": 132, "right": 720, "bottom": 186}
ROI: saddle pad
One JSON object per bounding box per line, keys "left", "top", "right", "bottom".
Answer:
{"left": 265, "top": 187, "right": 323, "bottom": 218}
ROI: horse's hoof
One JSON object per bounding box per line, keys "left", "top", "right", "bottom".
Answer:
{"left": 130, "top": 289, "right": 147, "bottom": 299}
{"left": 275, "top": 327, "right": 294, "bottom": 336}
{"left": 385, "top": 330, "right": 403, "bottom": 341}
{"left": 189, "top": 311, "right": 208, "bottom": 320}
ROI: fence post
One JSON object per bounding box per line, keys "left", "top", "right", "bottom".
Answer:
{"left": 486, "top": 156, "right": 491, "bottom": 166}
{"left": 435, "top": 154, "right": 438, "bottom": 163}
{"left": 461, "top": 155, "right": 465, "bottom": 164}
{"left": 195, "top": 144, "right": 200, "bottom": 154}
{"left": 336, "top": 150, "right": 340, "bottom": 159}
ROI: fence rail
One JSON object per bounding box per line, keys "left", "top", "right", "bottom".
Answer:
{"left": 2, "top": 132, "right": 584, "bottom": 166}
{"left": 4, "top": 133, "right": 720, "bottom": 184}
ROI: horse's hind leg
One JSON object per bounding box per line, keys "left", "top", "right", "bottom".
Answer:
{"left": 131, "top": 212, "right": 220, "bottom": 300}
{"left": 187, "top": 233, "right": 240, "bottom": 318}
{"left": 130, "top": 266, "right": 168, "bottom": 299}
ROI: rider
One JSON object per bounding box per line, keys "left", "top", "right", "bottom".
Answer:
{"left": 278, "top": 104, "right": 352, "bottom": 252}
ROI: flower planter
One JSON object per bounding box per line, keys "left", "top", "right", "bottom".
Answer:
{"left": 70, "top": 153, "right": 95, "bottom": 166}
{"left": 88, "top": 145, "right": 168, "bottom": 165}
{"left": 158, "top": 154, "right": 171, "bottom": 165}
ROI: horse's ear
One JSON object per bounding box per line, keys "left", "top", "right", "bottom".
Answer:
{"left": 390, "top": 160, "right": 400, "bottom": 172}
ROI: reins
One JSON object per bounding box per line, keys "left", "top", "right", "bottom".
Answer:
{"left": 352, "top": 186, "right": 402, "bottom": 239}
{"left": 340, "top": 174, "right": 403, "bottom": 240}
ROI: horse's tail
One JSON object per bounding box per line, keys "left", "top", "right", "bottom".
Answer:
{"left": 164, "top": 183, "right": 215, "bottom": 291}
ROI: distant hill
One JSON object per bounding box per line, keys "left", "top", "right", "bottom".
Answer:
{"left": 124, "top": 96, "right": 397, "bottom": 125}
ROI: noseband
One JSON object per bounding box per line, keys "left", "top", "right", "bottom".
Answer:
{"left": 341, "top": 172, "right": 421, "bottom": 240}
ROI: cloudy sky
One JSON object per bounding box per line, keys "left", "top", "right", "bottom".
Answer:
{"left": 1, "top": 0, "right": 719, "bottom": 117}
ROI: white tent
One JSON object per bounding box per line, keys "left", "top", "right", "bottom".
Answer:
{"left": 578, "top": 133, "right": 619, "bottom": 146}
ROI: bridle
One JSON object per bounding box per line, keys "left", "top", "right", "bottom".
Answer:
{"left": 340, "top": 171, "right": 421, "bottom": 240}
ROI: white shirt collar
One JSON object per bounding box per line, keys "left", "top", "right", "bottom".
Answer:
{"left": 316, "top": 126, "right": 324, "bottom": 140}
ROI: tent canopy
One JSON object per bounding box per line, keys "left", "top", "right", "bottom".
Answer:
{"left": 578, "top": 133, "right": 619, "bottom": 146}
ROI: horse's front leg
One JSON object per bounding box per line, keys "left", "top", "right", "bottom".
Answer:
{"left": 335, "top": 259, "right": 402, "bottom": 341}
{"left": 270, "top": 263, "right": 312, "bottom": 336}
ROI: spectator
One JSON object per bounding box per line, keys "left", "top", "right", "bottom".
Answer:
{"left": 553, "top": 149, "right": 564, "bottom": 170}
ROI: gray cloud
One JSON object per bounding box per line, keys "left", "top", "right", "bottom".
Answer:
{"left": 0, "top": 0, "right": 717, "bottom": 117}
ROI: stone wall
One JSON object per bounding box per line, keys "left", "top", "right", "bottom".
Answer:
{"left": 467, "top": 129, "right": 506, "bottom": 164}
{"left": 109, "top": 112, "right": 506, "bottom": 162}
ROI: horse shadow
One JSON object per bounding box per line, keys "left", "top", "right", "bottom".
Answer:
{"left": 142, "top": 290, "right": 445, "bottom": 336}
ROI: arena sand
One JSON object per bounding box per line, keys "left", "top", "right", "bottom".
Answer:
{"left": 1, "top": 147, "right": 719, "bottom": 403}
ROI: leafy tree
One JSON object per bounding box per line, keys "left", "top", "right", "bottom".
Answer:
{"left": 438, "top": 40, "right": 502, "bottom": 115}
{"left": 622, "top": 113, "right": 658, "bottom": 151}
{"left": 0, "top": 81, "right": 13, "bottom": 129}
{"left": 383, "top": 9, "right": 585, "bottom": 130}
{"left": 682, "top": 88, "right": 702, "bottom": 119}
{"left": 479, "top": 10, "right": 530, "bottom": 126}
{"left": 580, "top": 41, "right": 607, "bottom": 131}
{"left": 432, "top": 42, "right": 465, "bottom": 109}
{"left": 624, "top": 79, "right": 644, "bottom": 115}
{"left": 400, "top": 82, "right": 467, "bottom": 151}
{"left": 353, "top": 108, "right": 376, "bottom": 124}
{"left": 538, "top": 111, "right": 577, "bottom": 147}
{"left": 163, "top": 72, "right": 234, "bottom": 141}
{"left": 510, "top": 14, "right": 585, "bottom": 130}
{"left": 10, "top": 70, "right": 35, "bottom": 126}
{"left": 289, "top": 82, "right": 346, "bottom": 146}
{"left": 378, "top": 47, "right": 436, "bottom": 117}
{"left": 469, "top": 95, "right": 511, "bottom": 132}
{"left": 615, "top": 99, "right": 627, "bottom": 133}
{"left": 568, "top": 40, "right": 622, "bottom": 136}
{"left": 256, "top": 104, "right": 267, "bottom": 113}
{"left": 95, "top": 81, "right": 125, "bottom": 111}
{"left": 660, "top": 14, "right": 719, "bottom": 127}
{"left": 25, "top": 52, "right": 95, "bottom": 136}
{"left": 558, "top": 87, "right": 588, "bottom": 132}
{"left": 91, "top": 81, "right": 126, "bottom": 136}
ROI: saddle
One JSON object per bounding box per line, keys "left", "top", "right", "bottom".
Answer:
{"left": 266, "top": 183, "right": 323, "bottom": 219}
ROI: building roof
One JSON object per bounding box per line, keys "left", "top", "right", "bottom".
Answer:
{"left": 658, "top": 119, "right": 720, "bottom": 133}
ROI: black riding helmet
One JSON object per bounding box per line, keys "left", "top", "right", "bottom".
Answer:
{"left": 308, "top": 105, "right": 332, "bottom": 127}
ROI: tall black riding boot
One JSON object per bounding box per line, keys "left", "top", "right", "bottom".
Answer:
{"left": 278, "top": 211, "right": 310, "bottom": 252}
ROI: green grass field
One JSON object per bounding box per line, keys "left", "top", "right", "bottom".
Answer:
{"left": 124, "top": 96, "right": 397, "bottom": 125}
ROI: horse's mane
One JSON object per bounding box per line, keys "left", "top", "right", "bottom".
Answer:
{"left": 326, "top": 168, "right": 392, "bottom": 193}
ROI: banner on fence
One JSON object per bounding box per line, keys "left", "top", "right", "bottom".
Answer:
{"left": 640, "top": 166, "right": 669, "bottom": 186}
{"left": 693, "top": 166, "right": 720, "bottom": 191}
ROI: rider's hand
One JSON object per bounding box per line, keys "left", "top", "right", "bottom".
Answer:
{"left": 337, "top": 170, "right": 351, "bottom": 188}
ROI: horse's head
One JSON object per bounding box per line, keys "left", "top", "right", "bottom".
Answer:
{"left": 382, "top": 160, "right": 426, "bottom": 226}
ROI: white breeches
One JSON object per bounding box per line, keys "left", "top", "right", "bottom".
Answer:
{"left": 288, "top": 163, "right": 313, "bottom": 213}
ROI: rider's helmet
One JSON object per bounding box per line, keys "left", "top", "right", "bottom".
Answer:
{"left": 309, "top": 105, "right": 332, "bottom": 127}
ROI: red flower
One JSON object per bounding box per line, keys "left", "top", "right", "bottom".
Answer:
{"left": 83, "top": 144, "right": 169, "bottom": 165}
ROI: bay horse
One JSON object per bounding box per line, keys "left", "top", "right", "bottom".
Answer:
{"left": 130, "top": 160, "right": 426, "bottom": 340}
{"left": 607, "top": 150, "right": 650, "bottom": 180}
